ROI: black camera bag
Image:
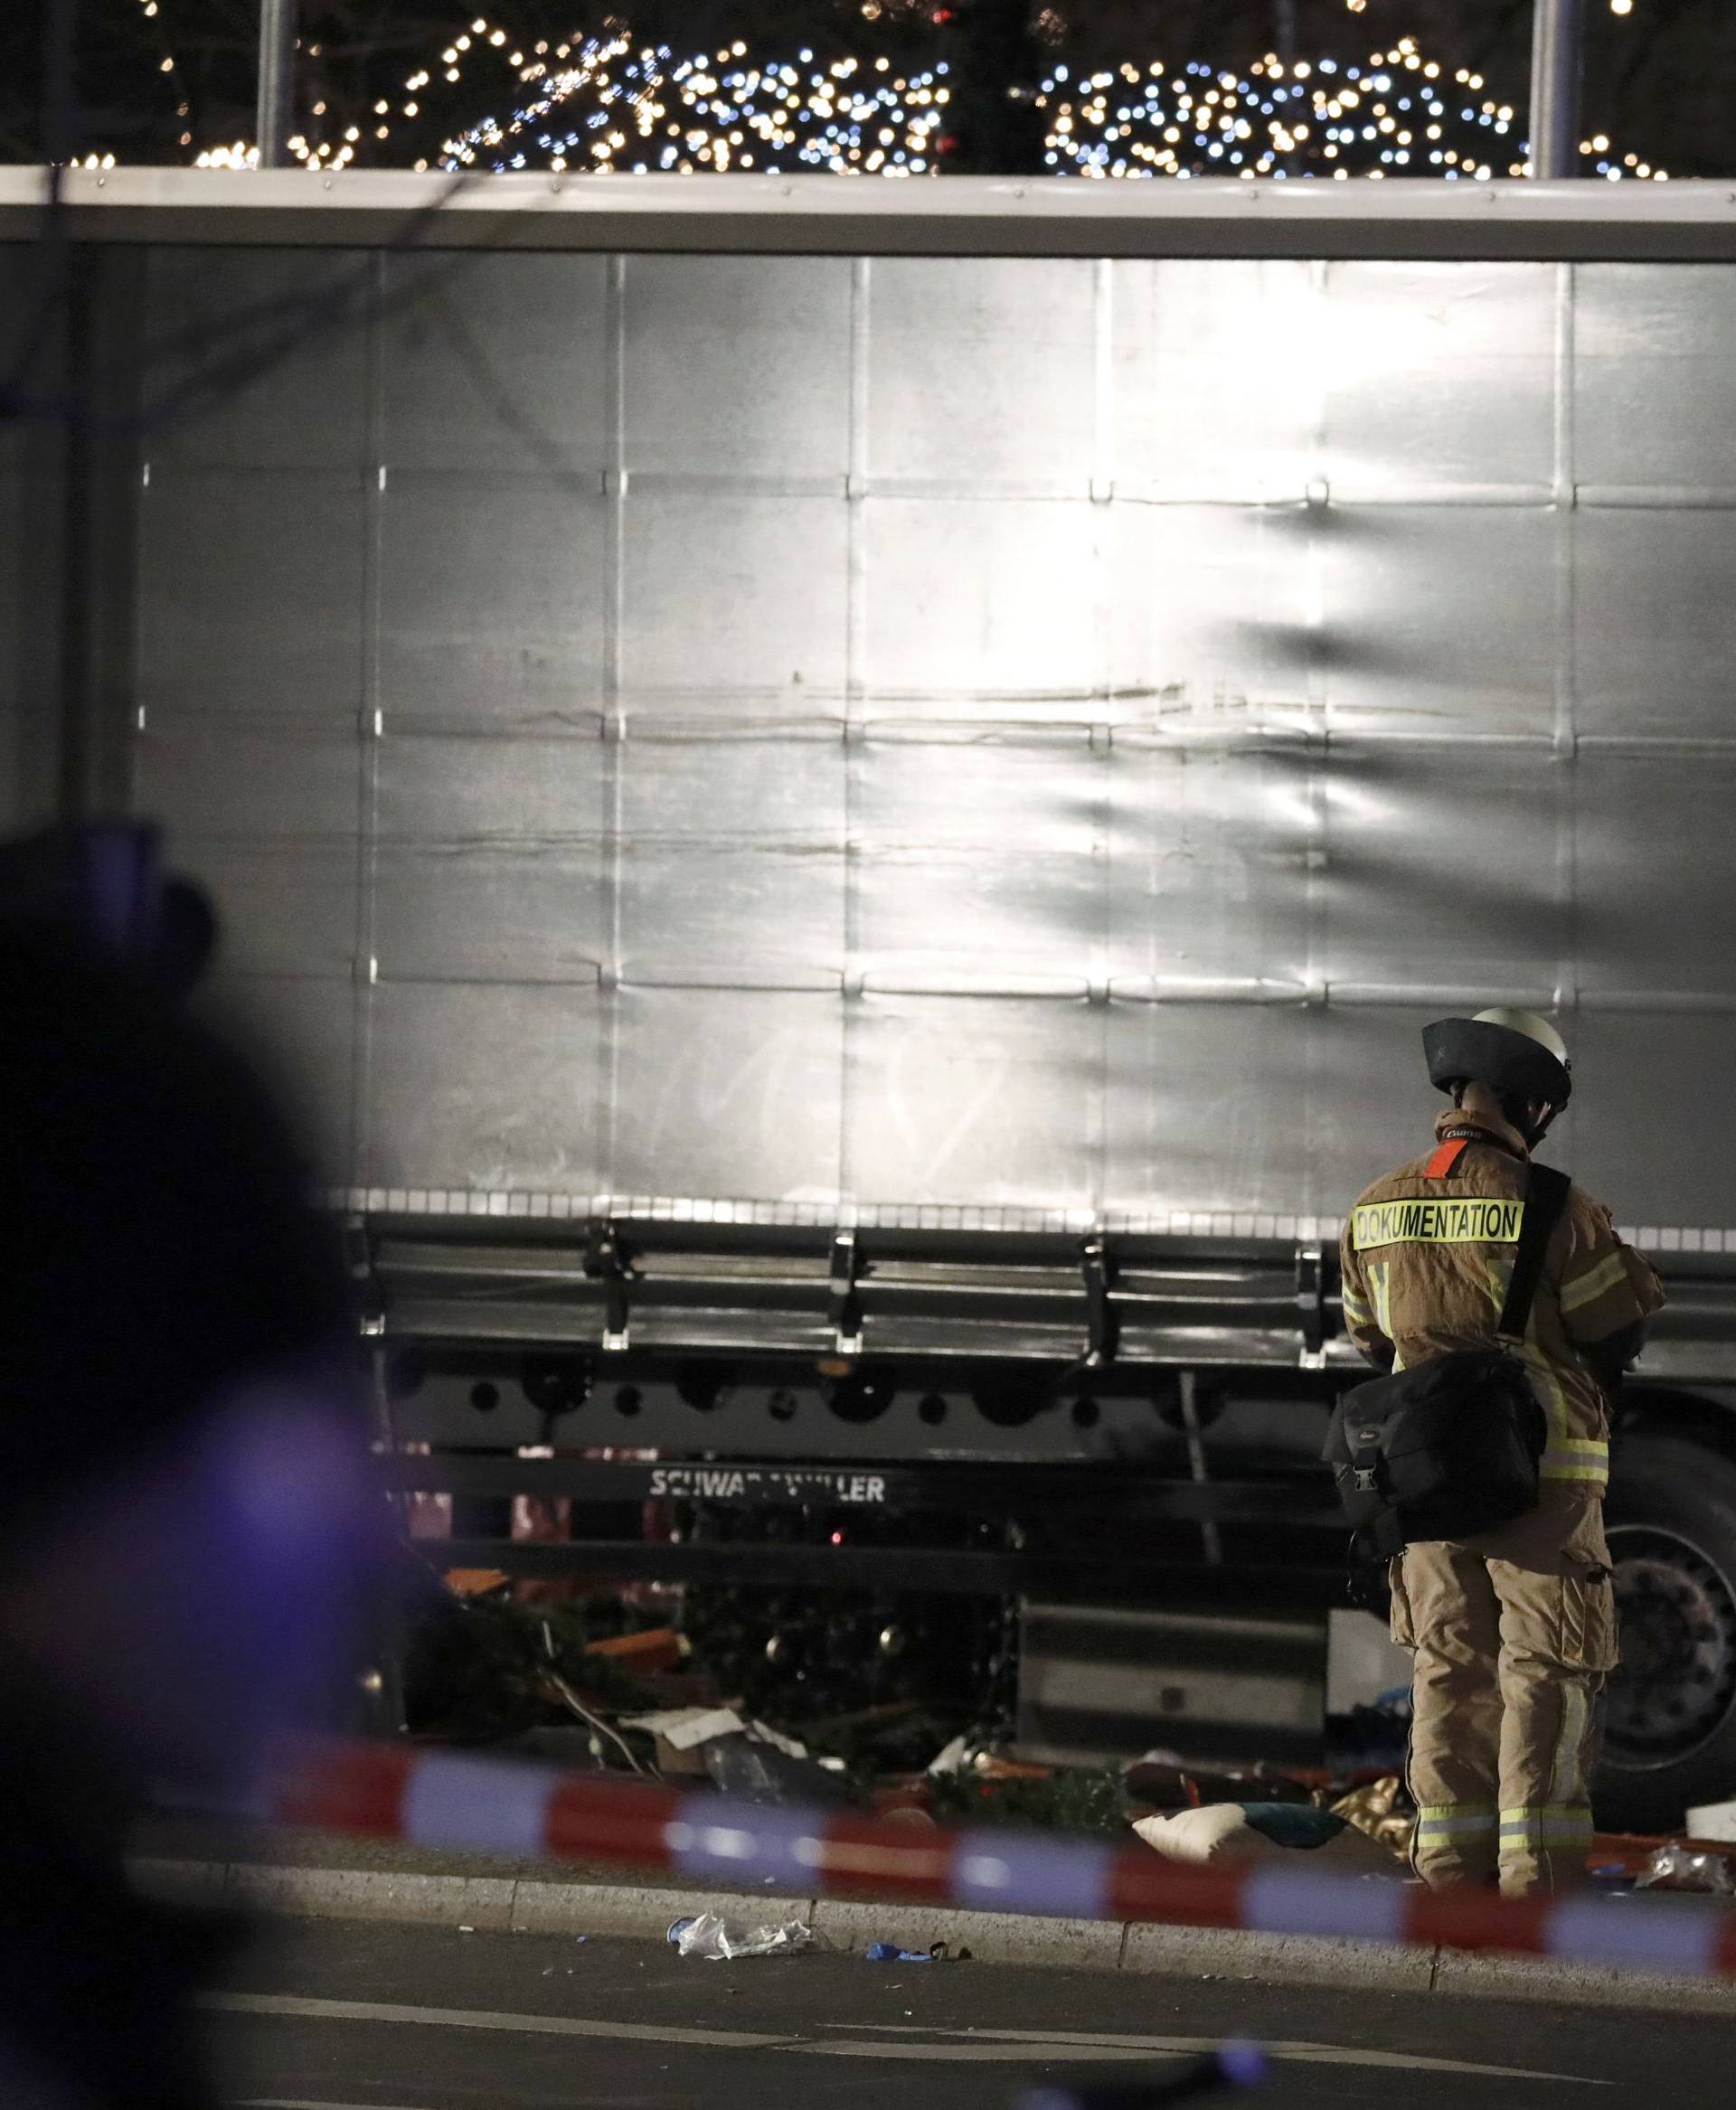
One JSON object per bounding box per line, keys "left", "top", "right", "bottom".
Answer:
{"left": 1323, "top": 1163, "right": 1569, "bottom": 1559}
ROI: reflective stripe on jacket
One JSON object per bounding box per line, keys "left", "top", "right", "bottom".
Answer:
{"left": 1339, "top": 1107, "right": 1665, "bottom": 1493}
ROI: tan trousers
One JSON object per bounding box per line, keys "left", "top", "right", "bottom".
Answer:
{"left": 1390, "top": 1492, "right": 1618, "bottom": 1898}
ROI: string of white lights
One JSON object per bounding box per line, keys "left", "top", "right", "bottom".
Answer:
{"left": 75, "top": 0, "right": 191, "bottom": 167}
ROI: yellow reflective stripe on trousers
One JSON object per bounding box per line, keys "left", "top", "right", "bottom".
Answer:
{"left": 1499, "top": 1804, "right": 1593, "bottom": 1842}
{"left": 1561, "top": 1250, "right": 1630, "bottom": 1314}
{"left": 1555, "top": 1682, "right": 1591, "bottom": 1807}
{"left": 1417, "top": 1804, "right": 1496, "bottom": 1838}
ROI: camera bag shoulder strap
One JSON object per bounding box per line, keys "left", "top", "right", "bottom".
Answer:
{"left": 1495, "top": 1163, "right": 1572, "bottom": 1345}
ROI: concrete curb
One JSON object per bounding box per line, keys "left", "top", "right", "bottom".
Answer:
{"left": 132, "top": 1855, "right": 1736, "bottom": 2016}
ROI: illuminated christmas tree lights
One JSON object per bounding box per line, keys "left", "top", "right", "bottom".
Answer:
{"left": 435, "top": 28, "right": 950, "bottom": 174}
{"left": 137, "top": 4, "right": 1665, "bottom": 183}
{"left": 420, "top": 23, "right": 1664, "bottom": 181}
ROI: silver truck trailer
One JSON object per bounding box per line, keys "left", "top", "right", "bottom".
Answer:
{"left": 7, "top": 169, "right": 1736, "bottom": 1823}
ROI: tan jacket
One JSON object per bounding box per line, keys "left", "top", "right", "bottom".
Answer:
{"left": 1339, "top": 1105, "right": 1665, "bottom": 1494}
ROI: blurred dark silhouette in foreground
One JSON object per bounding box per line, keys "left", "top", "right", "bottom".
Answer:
{"left": 0, "top": 825, "right": 376, "bottom": 2108}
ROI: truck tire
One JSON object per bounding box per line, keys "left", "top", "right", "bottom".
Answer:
{"left": 1597, "top": 1436, "right": 1736, "bottom": 1832}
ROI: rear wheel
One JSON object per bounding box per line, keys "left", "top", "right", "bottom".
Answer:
{"left": 1597, "top": 1435, "right": 1736, "bottom": 1832}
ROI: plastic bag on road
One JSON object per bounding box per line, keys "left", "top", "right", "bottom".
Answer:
{"left": 667, "top": 1911, "right": 816, "bottom": 1960}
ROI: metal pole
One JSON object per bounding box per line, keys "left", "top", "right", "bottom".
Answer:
{"left": 1177, "top": 1370, "right": 1223, "bottom": 1569}
{"left": 42, "top": 0, "right": 78, "bottom": 168}
{"left": 1273, "top": 0, "right": 1298, "bottom": 62}
{"left": 1530, "top": 0, "right": 1583, "bottom": 180}
{"left": 256, "top": 0, "right": 297, "bottom": 168}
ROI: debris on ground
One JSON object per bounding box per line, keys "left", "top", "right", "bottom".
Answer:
{"left": 928, "top": 1759, "right": 1126, "bottom": 1835}
{"left": 585, "top": 1627, "right": 690, "bottom": 1676}
{"left": 618, "top": 1706, "right": 749, "bottom": 1775}
{"left": 926, "top": 1734, "right": 972, "bottom": 1777}
{"left": 666, "top": 1912, "right": 816, "bottom": 1960}
{"left": 1326, "top": 1774, "right": 1417, "bottom": 1861}
{"left": 507, "top": 1723, "right": 610, "bottom": 1765}
{"left": 1636, "top": 1842, "right": 1736, "bottom": 1895}
{"left": 863, "top": 1939, "right": 969, "bottom": 1962}
{"left": 1132, "top": 1800, "right": 1403, "bottom": 1870}
{"left": 401, "top": 1575, "right": 679, "bottom": 1745}
{"left": 1123, "top": 1754, "right": 1315, "bottom": 1811}
{"left": 402, "top": 1573, "right": 1720, "bottom": 1891}
{"left": 921, "top": 1735, "right": 1051, "bottom": 1781}
{"left": 974, "top": 1753, "right": 1055, "bottom": 1782}
{"left": 923, "top": 1735, "right": 1049, "bottom": 1779}
{"left": 703, "top": 1731, "right": 854, "bottom": 1806}
{"left": 615, "top": 1707, "right": 854, "bottom": 1804}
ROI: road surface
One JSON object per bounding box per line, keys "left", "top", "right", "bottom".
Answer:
{"left": 211, "top": 1918, "right": 1735, "bottom": 2109}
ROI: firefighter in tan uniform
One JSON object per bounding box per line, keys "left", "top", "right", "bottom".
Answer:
{"left": 1339, "top": 1009, "right": 1664, "bottom": 1898}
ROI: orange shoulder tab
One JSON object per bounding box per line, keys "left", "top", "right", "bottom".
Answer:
{"left": 1426, "top": 1140, "right": 1469, "bottom": 1180}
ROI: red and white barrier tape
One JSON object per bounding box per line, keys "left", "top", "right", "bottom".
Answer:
{"left": 269, "top": 1738, "right": 1736, "bottom": 1979}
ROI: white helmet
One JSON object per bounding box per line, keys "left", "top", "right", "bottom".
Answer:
{"left": 1423, "top": 1006, "right": 1572, "bottom": 1111}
